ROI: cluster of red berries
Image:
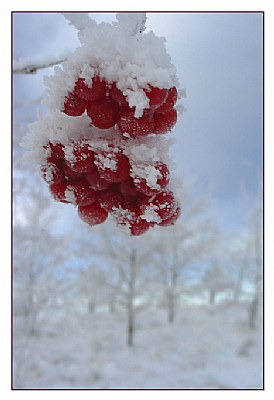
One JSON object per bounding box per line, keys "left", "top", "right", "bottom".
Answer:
{"left": 63, "top": 75, "right": 178, "bottom": 137}
{"left": 41, "top": 74, "right": 180, "bottom": 235}
{"left": 41, "top": 139, "right": 181, "bottom": 235}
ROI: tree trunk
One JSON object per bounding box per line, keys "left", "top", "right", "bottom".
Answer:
{"left": 27, "top": 285, "right": 38, "bottom": 336}
{"left": 109, "top": 300, "right": 115, "bottom": 313}
{"left": 248, "top": 203, "right": 262, "bottom": 330}
{"left": 168, "top": 291, "right": 175, "bottom": 324}
{"left": 233, "top": 268, "right": 244, "bottom": 303}
{"left": 127, "top": 248, "right": 136, "bottom": 347}
{"left": 127, "top": 299, "right": 134, "bottom": 347}
{"left": 209, "top": 289, "right": 216, "bottom": 305}
{"left": 88, "top": 299, "right": 95, "bottom": 313}
{"left": 249, "top": 295, "right": 258, "bottom": 330}
{"left": 167, "top": 255, "right": 178, "bottom": 324}
{"left": 29, "top": 310, "right": 38, "bottom": 336}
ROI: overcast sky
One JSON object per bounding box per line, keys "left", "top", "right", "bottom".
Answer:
{"left": 13, "top": 12, "right": 263, "bottom": 234}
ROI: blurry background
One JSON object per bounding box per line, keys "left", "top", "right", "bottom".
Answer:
{"left": 13, "top": 12, "right": 263, "bottom": 389}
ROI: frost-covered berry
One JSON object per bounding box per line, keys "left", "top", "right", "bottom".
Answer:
{"left": 87, "top": 98, "right": 120, "bottom": 129}
{"left": 113, "top": 203, "right": 150, "bottom": 236}
{"left": 78, "top": 201, "right": 108, "bottom": 226}
{"left": 65, "top": 141, "right": 96, "bottom": 173}
{"left": 132, "top": 161, "right": 170, "bottom": 196}
{"left": 130, "top": 218, "right": 151, "bottom": 236}
{"left": 120, "top": 178, "right": 142, "bottom": 203}
{"left": 118, "top": 109, "right": 155, "bottom": 138}
{"left": 140, "top": 190, "right": 177, "bottom": 222}
{"left": 98, "top": 188, "right": 124, "bottom": 212}
{"left": 109, "top": 82, "right": 129, "bottom": 109}
{"left": 144, "top": 85, "right": 168, "bottom": 108}
{"left": 95, "top": 151, "right": 131, "bottom": 183}
{"left": 159, "top": 205, "right": 181, "bottom": 226}
{"left": 86, "top": 169, "right": 112, "bottom": 191}
{"left": 49, "top": 182, "right": 69, "bottom": 203}
{"left": 74, "top": 76, "right": 107, "bottom": 101}
{"left": 154, "top": 108, "right": 177, "bottom": 134}
{"left": 156, "top": 86, "right": 177, "bottom": 113}
{"left": 63, "top": 91, "right": 86, "bottom": 116}
{"left": 66, "top": 180, "right": 97, "bottom": 206}
{"left": 61, "top": 161, "right": 83, "bottom": 181}
{"left": 41, "top": 161, "right": 64, "bottom": 185}
{"left": 44, "top": 142, "right": 64, "bottom": 163}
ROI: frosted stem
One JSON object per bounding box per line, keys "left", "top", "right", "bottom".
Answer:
{"left": 116, "top": 13, "right": 147, "bottom": 37}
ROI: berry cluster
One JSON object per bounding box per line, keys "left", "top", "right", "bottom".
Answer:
{"left": 63, "top": 75, "right": 178, "bottom": 137}
{"left": 40, "top": 73, "right": 181, "bottom": 235}
{"left": 41, "top": 138, "right": 181, "bottom": 235}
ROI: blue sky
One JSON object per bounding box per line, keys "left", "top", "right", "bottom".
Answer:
{"left": 13, "top": 12, "right": 263, "bottom": 234}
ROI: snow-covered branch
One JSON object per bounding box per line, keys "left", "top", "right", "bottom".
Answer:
{"left": 13, "top": 58, "right": 67, "bottom": 74}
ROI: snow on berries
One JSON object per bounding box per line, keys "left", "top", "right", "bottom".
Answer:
{"left": 22, "top": 13, "right": 184, "bottom": 235}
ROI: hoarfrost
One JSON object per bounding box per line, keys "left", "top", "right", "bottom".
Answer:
{"left": 43, "top": 12, "right": 179, "bottom": 116}
{"left": 141, "top": 206, "right": 161, "bottom": 223}
{"left": 65, "top": 186, "right": 76, "bottom": 204}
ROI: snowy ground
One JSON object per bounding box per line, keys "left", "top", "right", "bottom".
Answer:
{"left": 13, "top": 303, "right": 263, "bottom": 389}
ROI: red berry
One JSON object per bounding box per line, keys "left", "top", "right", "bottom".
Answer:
{"left": 60, "top": 161, "right": 83, "bottom": 181}
{"left": 50, "top": 142, "right": 64, "bottom": 159}
{"left": 109, "top": 83, "right": 128, "bottom": 109}
{"left": 113, "top": 203, "right": 150, "bottom": 236}
{"left": 74, "top": 78, "right": 93, "bottom": 101}
{"left": 95, "top": 151, "right": 131, "bottom": 183}
{"left": 44, "top": 142, "right": 64, "bottom": 163}
{"left": 86, "top": 169, "right": 112, "bottom": 191}
{"left": 78, "top": 202, "right": 108, "bottom": 226}
{"left": 65, "top": 180, "right": 97, "bottom": 206}
{"left": 63, "top": 91, "right": 86, "bottom": 116}
{"left": 154, "top": 108, "right": 177, "bottom": 134}
{"left": 118, "top": 109, "right": 155, "bottom": 138}
{"left": 87, "top": 98, "right": 120, "bottom": 129}
{"left": 74, "top": 76, "right": 107, "bottom": 101}
{"left": 156, "top": 86, "right": 177, "bottom": 113}
{"left": 41, "top": 161, "right": 64, "bottom": 185}
{"left": 130, "top": 218, "right": 151, "bottom": 236}
{"left": 140, "top": 190, "right": 177, "bottom": 222}
{"left": 132, "top": 162, "right": 170, "bottom": 196}
{"left": 65, "top": 141, "right": 96, "bottom": 173}
{"left": 98, "top": 189, "right": 124, "bottom": 212}
{"left": 144, "top": 85, "right": 168, "bottom": 108}
{"left": 120, "top": 178, "right": 142, "bottom": 203}
{"left": 49, "top": 182, "right": 69, "bottom": 203}
{"left": 159, "top": 205, "right": 181, "bottom": 226}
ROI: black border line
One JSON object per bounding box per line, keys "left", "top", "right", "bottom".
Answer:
{"left": 11, "top": 10, "right": 265, "bottom": 391}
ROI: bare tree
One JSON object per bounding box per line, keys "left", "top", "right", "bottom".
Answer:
{"left": 89, "top": 223, "right": 155, "bottom": 347}
{"left": 150, "top": 183, "right": 220, "bottom": 323}
{"left": 13, "top": 173, "right": 71, "bottom": 335}
{"left": 201, "top": 262, "right": 233, "bottom": 305}
{"left": 247, "top": 199, "right": 263, "bottom": 330}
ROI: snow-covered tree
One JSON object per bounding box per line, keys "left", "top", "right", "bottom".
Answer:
{"left": 13, "top": 171, "right": 71, "bottom": 334}
{"left": 149, "top": 182, "right": 220, "bottom": 323}
{"left": 90, "top": 222, "right": 156, "bottom": 346}
{"left": 201, "top": 262, "right": 233, "bottom": 305}
{"left": 246, "top": 198, "right": 262, "bottom": 330}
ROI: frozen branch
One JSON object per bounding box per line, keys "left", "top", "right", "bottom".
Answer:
{"left": 13, "top": 58, "right": 67, "bottom": 74}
